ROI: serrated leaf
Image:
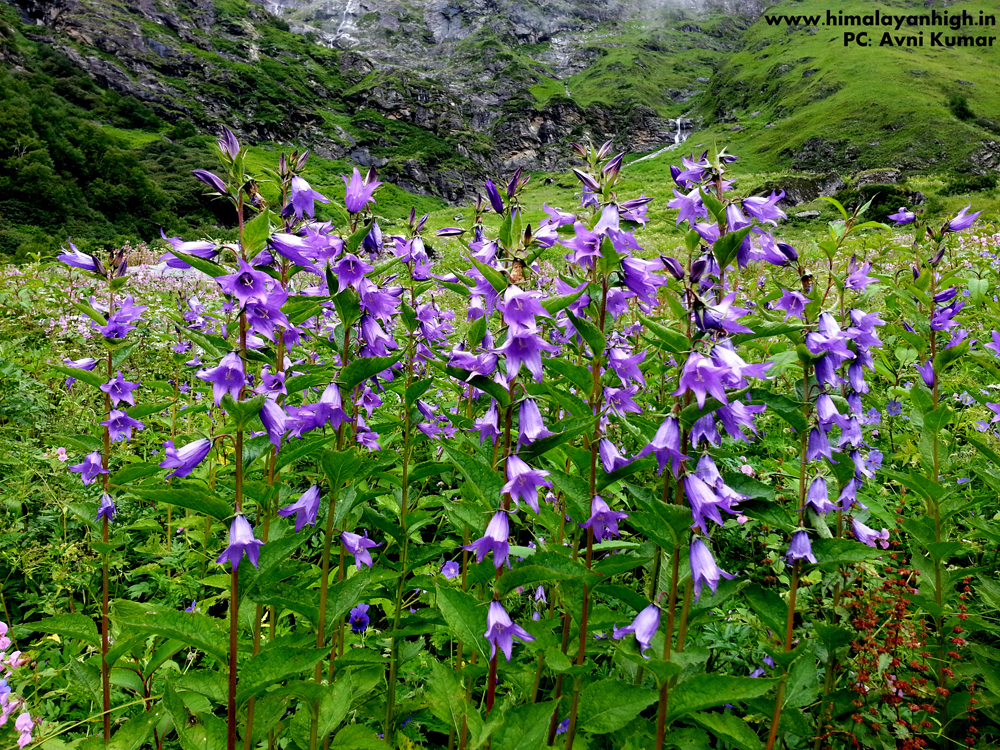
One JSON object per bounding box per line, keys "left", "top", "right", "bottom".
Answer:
{"left": 339, "top": 354, "right": 402, "bottom": 392}
{"left": 566, "top": 310, "right": 605, "bottom": 357}
{"left": 665, "top": 674, "right": 780, "bottom": 723}
{"left": 126, "top": 485, "right": 232, "bottom": 521}
{"left": 577, "top": 679, "right": 658, "bottom": 734}
{"left": 495, "top": 552, "right": 597, "bottom": 596}
{"left": 27, "top": 614, "right": 100, "bottom": 646}
{"left": 235, "top": 646, "right": 328, "bottom": 703}
{"left": 436, "top": 585, "right": 489, "bottom": 661}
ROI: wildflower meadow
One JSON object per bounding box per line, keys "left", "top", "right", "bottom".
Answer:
{"left": 1, "top": 132, "right": 1000, "bottom": 750}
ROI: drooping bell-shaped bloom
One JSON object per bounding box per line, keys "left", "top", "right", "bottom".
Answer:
{"left": 96, "top": 493, "right": 116, "bottom": 523}
{"left": 684, "top": 473, "right": 731, "bottom": 533}
{"left": 717, "top": 401, "right": 766, "bottom": 442}
{"left": 349, "top": 603, "right": 370, "bottom": 633}
{"left": 159, "top": 438, "right": 212, "bottom": 479}
{"left": 914, "top": 361, "right": 935, "bottom": 389}
{"left": 498, "top": 287, "right": 549, "bottom": 333}
{"left": 278, "top": 486, "right": 321, "bottom": 532}
{"left": 216, "top": 515, "right": 263, "bottom": 570}
{"left": 673, "top": 353, "right": 730, "bottom": 408}
{"left": 517, "top": 399, "right": 555, "bottom": 447}
{"left": 844, "top": 258, "right": 877, "bottom": 292}
{"left": 58, "top": 241, "right": 101, "bottom": 273}
{"left": 101, "top": 409, "right": 145, "bottom": 443}
{"left": 852, "top": 519, "right": 890, "bottom": 549}
{"left": 289, "top": 176, "right": 329, "bottom": 219}
{"left": 192, "top": 169, "right": 227, "bottom": 194}
{"left": 463, "top": 511, "right": 511, "bottom": 569}
{"left": 667, "top": 187, "right": 708, "bottom": 226}
{"left": 69, "top": 451, "right": 108, "bottom": 485}
{"left": 159, "top": 230, "right": 219, "bottom": 269}
{"left": 785, "top": 530, "right": 817, "bottom": 564}
{"left": 635, "top": 416, "right": 688, "bottom": 477}
{"left": 332, "top": 253, "right": 374, "bottom": 292}
{"left": 342, "top": 530, "right": 381, "bottom": 569}
{"left": 804, "top": 476, "right": 838, "bottom": 515}
{"left": 599, "top": 439, "right": 630, "bottom": 473}
{"left": 612, "top": 603, "right": 660, "bottom": 657}
{"left": 502, "top": 455, "right": 552, "bottom": 514}
{"left": 342, "top": 167, "right": 382, "bottom": 213}
{"left": 15, "top": 711, "right": 33, "bottom": 749}
{"left": 774, "top": 289, "right": 808, "bottom": 321}
{"left": 100, "top": 371, "right": 141, "bottom": 407}
{"left": 260, "top": 398, "right": 287, "bottom": 448}
{"left": 605, "top": 385, "right": 642, "bottom": 417}
{"left": 608, "top": 347, "right": 646, "bottom": 387}
{"left": 217, "top": 258, "right": 270, "bottom": 308}
{"left": 441, "top": 561, "right": 460, "bottom": 580}
{"left": 483, "top": 601, "right": 535, "bottom": 662}
{"left": 496, "top": 329, "right": 561, "bottom": 382}
{"left": 887, "top": 207, "right": 914, "bottom": 225}
{"left": 805, "top": 427, "right": 835, "bottom": 463}
{"left": 579, "top": 495, "right": 628, "bottom": 542}
{"left": 197, "top": 352, "right": 245, "bottom": 405}
{"left": 946, "top": 204, "right": 980, "bottom": 232}
{"left": 471, "top": 402, "right": 501, "bottom": 445}
{"left": 246, "top": 290, "right": 290, "bottom": 343}
{"left": 743, "top": 189, "right": 786, "bottom": 224}
{"left": 690, "top": 537, "right": 735, "bottom": 601}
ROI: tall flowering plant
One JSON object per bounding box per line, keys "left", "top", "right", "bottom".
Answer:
{"left": 11, "top": 138, "right": 995, "bottom": 750}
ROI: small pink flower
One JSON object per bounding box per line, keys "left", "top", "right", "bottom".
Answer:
{"left": 739, "top": 463, "right": 754, "bottom": 476}
{"left": 737, "top": 514, "right": 749, "bottom": 525}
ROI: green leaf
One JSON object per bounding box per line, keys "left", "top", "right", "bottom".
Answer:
{"left": 665, "top": 675, "right": 780, "bottom": 723}
{"left": 467, "top": 315, "right": 488, "bottom": 348}
{"left": 426, "top": 661, "right": 469, "bottom": 733}
{"left": 220, "top": 393, "right": 266, "bottom": 431}
{"left": 494, "top": 701, "right": 558, "bottom": 750}
{"left": 52, "top": 365, "right": 105, "bottom": 388}
{"left": 743, "top": 584, "right": 788, "bottom": 637}
{"left": 331, "top": 724, "right": 391, "bottom": 749}
{"left": 746, "top": 389, "right": 807, "bottom": 432}
{"left": 544, "top": 359, "right": 592, "bottom": 393}
{"left": 111, "top": 342, "right": 140, "bottom": 370}
{"left": 285, "top": 372, "right": 336, "bottom": 394}
{"left": 55, "top": 433, "right": 104, "bottom": 453}
{"left": 28, "top": 614, "right": 100, "bottom": 646}
{"left": 108, "top": 462, "right": 162, "bottom": 486}
{"left": 274, "top": 434, "right": 337, "bottom": 472}
{"left": 339, "top": 354, "right": 402, "bottom": 392}
{"left": 72, "top": 300, "right": 107, "bottom": 325}
{"left": 577, "top": 679, "right": 659, "bottom": 734}
{"left": 242, "top": 209, "right": 272, "bottom": 257}
{"left": 566, "top": 310, "right": 606, "bottom": 357}
{"left": 540, "top": 285, "right": 587, "bottom": 315}
{"left": 819, "top": 196, "right": 849, "bottom": 221}
{"left": 712, "top": 225, "right": 754, "bottom": 274}
{"left": 165, "top": 680, "right": 227, "bottom": 750}
{"left": 169, "top": 250, "right": 227, "bottom": 278}
{"left": 126, "top": 485, "right": 232, "bottom": 521}
{"left": 690, "top": 712, "right": 763, "bottom": 750}
{"left": 467, "top": 255, "right": 508, "bottom": 293}
{"left": 324, "top": 570, "right": 371, "bottom": 624}
{"left": 321, "top": 449, "right": 363, "bottom": 492}
{"left": 495, "top": 552, "right": 598, "bottom": 596}
{"left": 812, "top": 537, "right": 886, "bottom": 566}
{"left": 406, "top": 378, "right": 434, "bottom": 405}
{"left": 114, "top": 607, "right": 228, "bottom": 663}
{"left": 443, "top": 445, "right": 503, "bottom": 508}
{"left": 236, "top": 646, "right": 328, "bottom": 703}
{"left": 107, "top": 708, "right": 161, "bottom": 750}
{"left": 641, "top": 315, "right": 689, "bottom": 354}
{"left": 436, "top": 585, "right": 490, "bottom": 661}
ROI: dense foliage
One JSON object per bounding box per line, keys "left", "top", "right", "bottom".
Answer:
{"left": 2, "top": 132, "right": 1000, "bottom": 750}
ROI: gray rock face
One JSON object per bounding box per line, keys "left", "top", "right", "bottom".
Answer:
{"left": 853, "top": 170, "right": 900, "bottom": 188}
{"left": 759, "top": 173, "right": 846, "bottom": 208}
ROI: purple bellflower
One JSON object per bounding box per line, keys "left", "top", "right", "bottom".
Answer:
{"left": 101, "top": 409, "right": 145, "bottom": 443}
{"left": 69, "top": 451, "right": 108, "bottom": 485}
{"left": 58, "top": 241, "right": 101, "bottom": 273}
{"left": 502, "top": 455, "right": 552, "bottom": 513}
{"left": 216, "top": 515, "right": 263, "bottom": 570}
{"left": 100, "top": 371, "right": 140, "bottom": 407}
{"left": 441, "top": 561, "right": 460, "bottom": 580}
{"left": 349, "top": 603, "right": 370, "bottom": 633}
{"left": 197, "top": 352, "right": 245, "bottom": 405}
{"left": 342, "top": 167, "right": 382, "bottom": 213}
{"left": 852, "top": 519, "right": 890, "bottom": 549}
{"left": 888, "top": 207, "right": 915, "bottom": 225}
{"left": 217, "top": 258, "right": 270, "bottom": 308}
{"left": 946, "top": 204, "right": 980, "bottom": 232}
{"left": 517, "top": 399, "right": 555, "bottom": 447}
{"left": 636, "top": 416, "right": 688, "bottom": 477}
{"left": 690, "top": 537, "right": 735, "bottom": 601}
{"left": 463, "top": 511, "right": 511, "bottom": 569}
{"left": 579, "top": 495, "right": 628, "bottom": 542}
{"left": 289, "top": 176, "right": 329, "bottom": 219}
{"left": 278, "top": 486, "right": 321, "bottom": 532}
{"left": 159, "top": 438, "right": 212, "bottom": 479}
{"left": 612, "top": 603, "right": 660, "bottom": 657}
{"left": 496, "top": 330, "right": 561, "bottom": 382}
{"left": 96, "top": 494, "right": 116, "bottom": 523}
{"left": 342, "top": 531, "right": 381, "bottom": 569}
{"left": 786, "top": 531, "right": 817, "bottom": 564}
{"left": 483, "top": 601, "right": 535, "bottom": 661}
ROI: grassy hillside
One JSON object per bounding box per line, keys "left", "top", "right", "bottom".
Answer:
{"left": 690, "top": 0, "right": 1000, "bottom": 174}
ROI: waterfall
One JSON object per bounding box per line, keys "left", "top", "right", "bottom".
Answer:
{"left": 627, "top": 119, "right": 691, "bottom": 165}
{"left": 674, "top": 118, "right": 683, "bottom": 145}
{"left": 336, "top": 0, "right": 353, "bottom": 38}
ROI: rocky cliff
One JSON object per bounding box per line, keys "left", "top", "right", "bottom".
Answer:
{"left": 3, "top": 0, "right": 774, "bottom": 201}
